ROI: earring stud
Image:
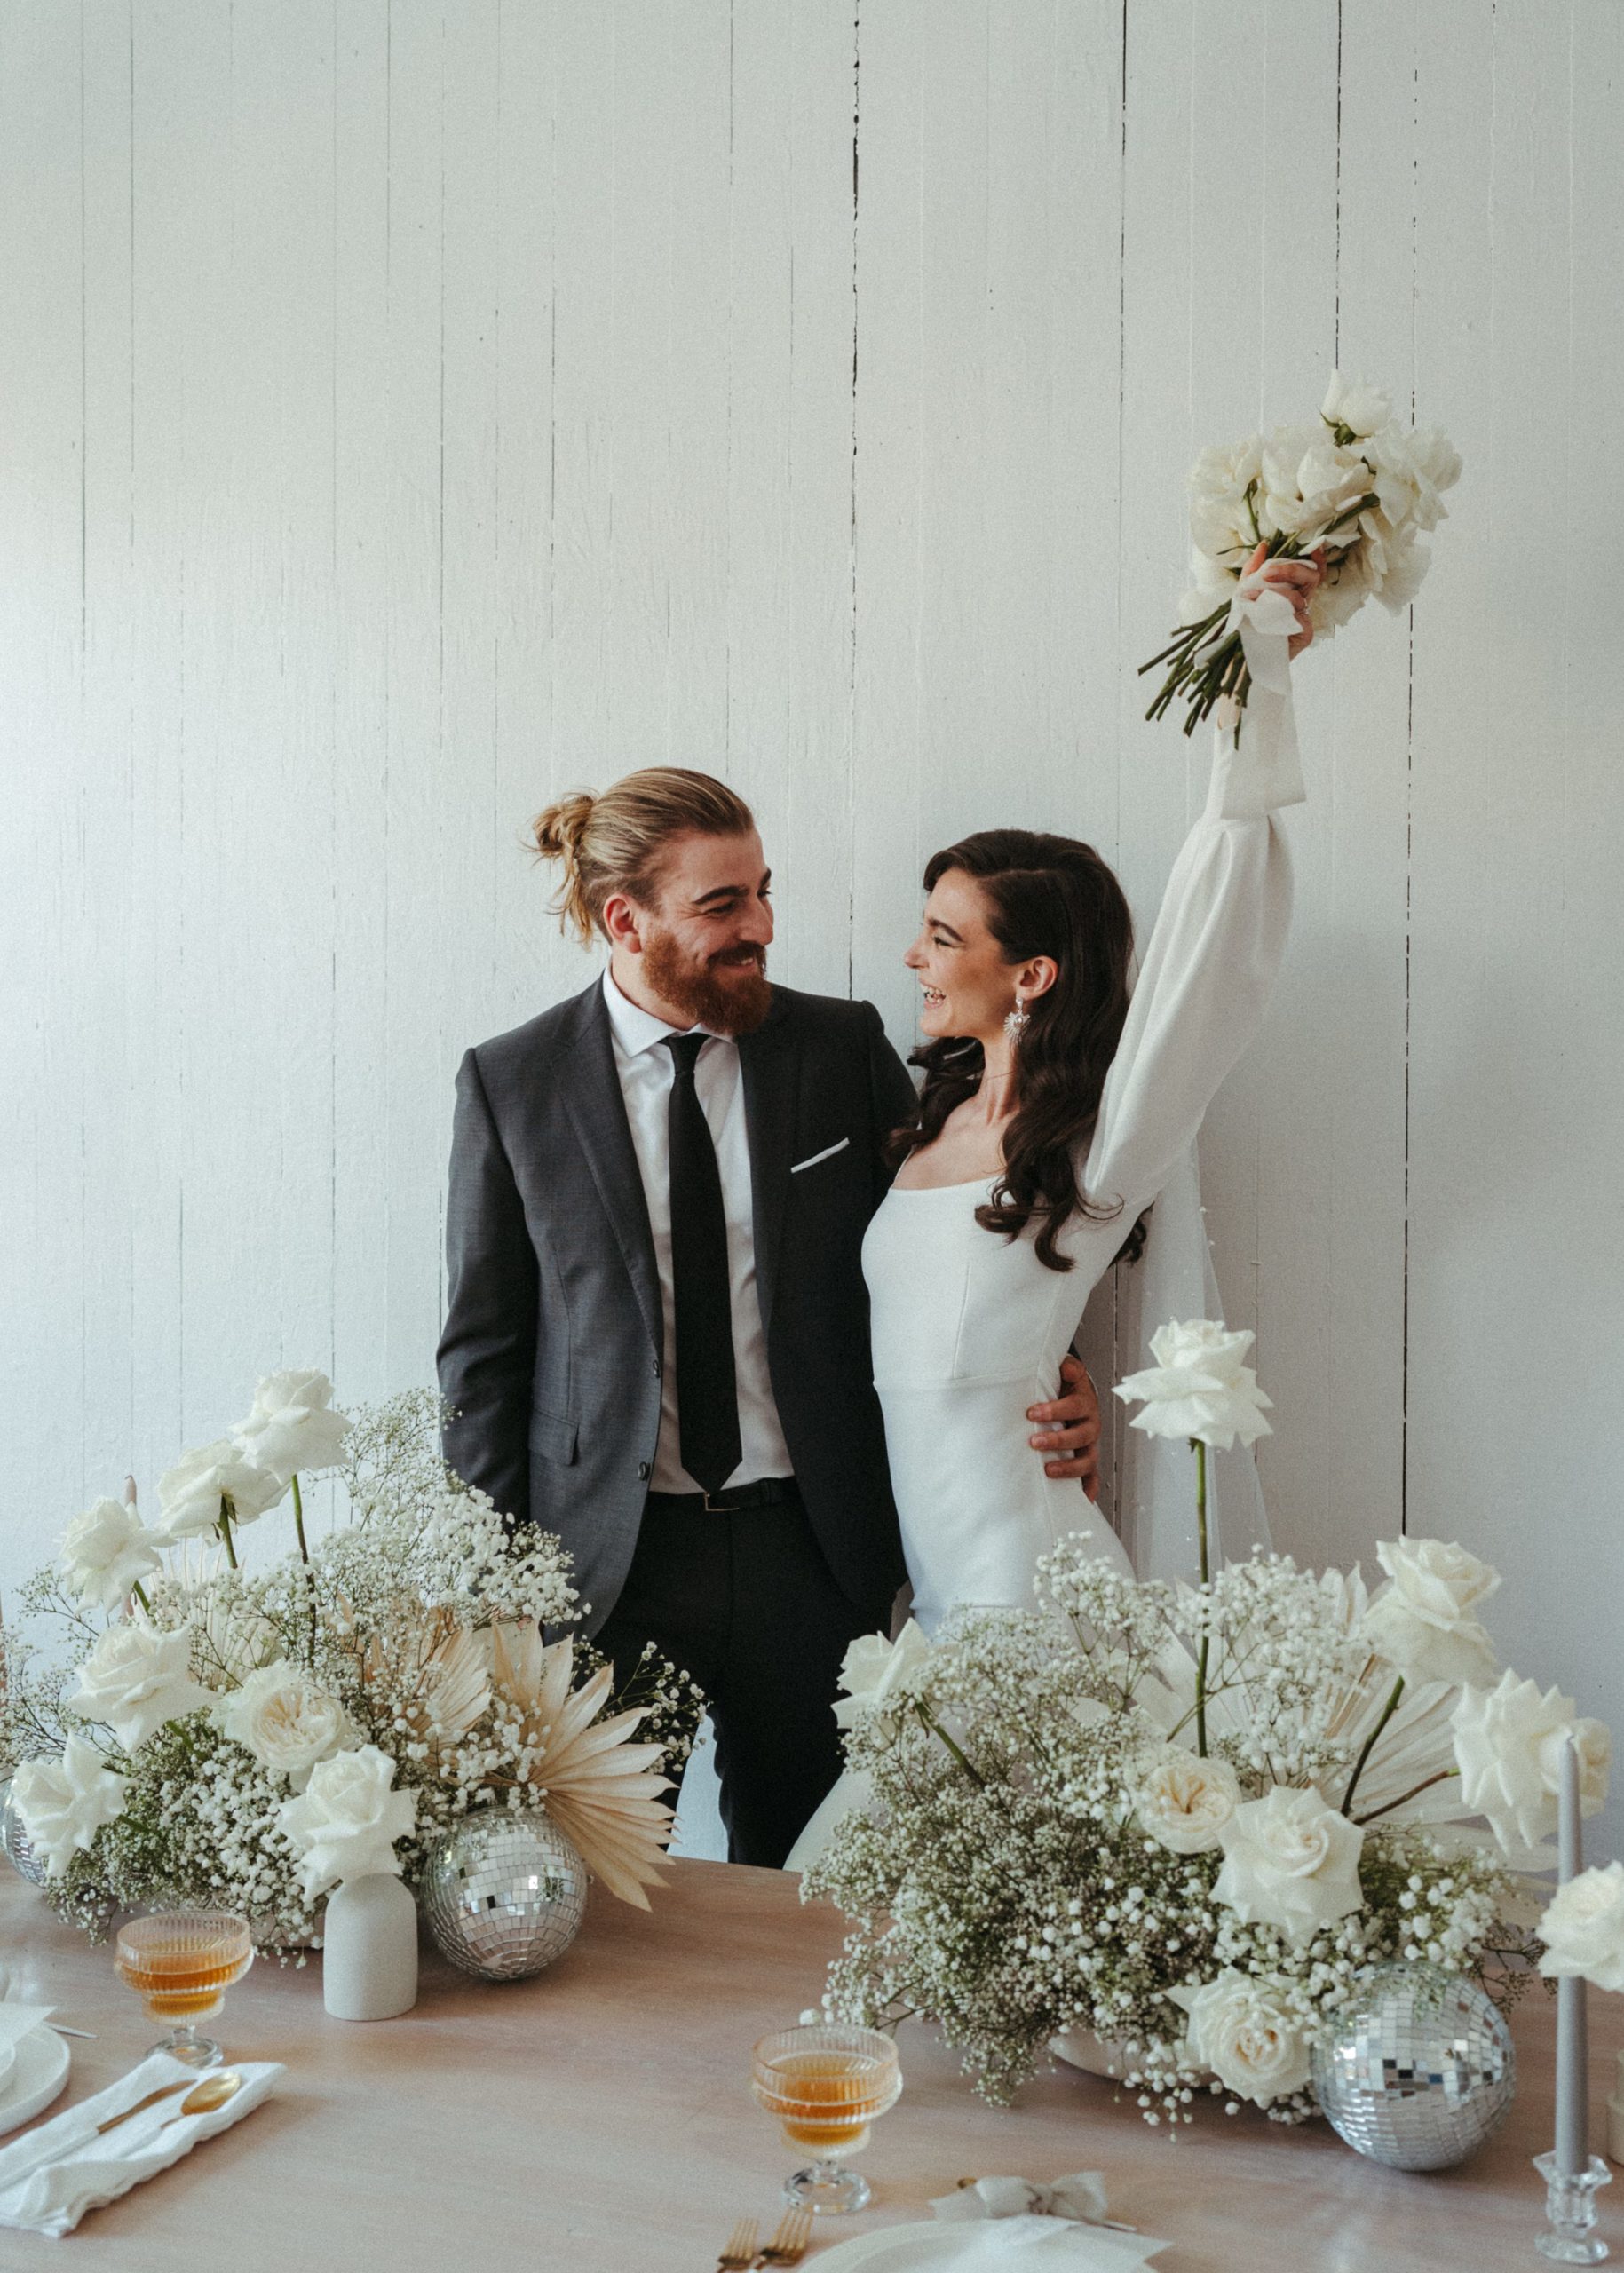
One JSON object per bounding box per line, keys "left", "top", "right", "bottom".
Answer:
{"left": 1003, "top": 1003, "right": 1031, "bottom": 1044}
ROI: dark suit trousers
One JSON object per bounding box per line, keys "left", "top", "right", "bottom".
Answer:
{"left": 593, "top": 1486, "right": 873, "bottom": 1869}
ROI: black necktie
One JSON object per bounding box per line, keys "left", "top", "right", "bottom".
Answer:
{"left": 661, "top": 1033, "right": 742, "bottom": 1498}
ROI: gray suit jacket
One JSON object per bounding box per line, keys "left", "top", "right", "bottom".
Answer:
{"left": 436, "top": 978, "right": 916, "bottom": 1635}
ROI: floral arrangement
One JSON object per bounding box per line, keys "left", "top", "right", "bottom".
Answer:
{"left": 804, "top": 1320, "right": 1604, "bottom": 2127}
{"left": 1, "top": 1374, "right": 704, "bottom": 1951}
{"left": 1138, "top": 371, "right": 1462, "bottom": 739}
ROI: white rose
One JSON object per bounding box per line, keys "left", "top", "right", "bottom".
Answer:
{"left": 1452, "top": 1672, "right": 1610, "bottom": 1853}
{"left": 1212, "top": 1785, "right": 1366, "bottom": 1942}
{"left": 1320, "top": 370, "right": 1394, "bottom": 439}
{"left": 155, "top": 1438, "right": 287, "bottom": 1540}
{"left": 1168, "top": 1970, "right": 1311, "bottom": 2105}
{"left": 1136, "top": 1748, "right": 1240, "bottom": 1856}
{"left": 1539, "top": 1864, "right": 1624, "bottom": 1993}
{"left": 216, "top": 1660, "right": 353, "bottom": 1790}
{"left": 1361, "top": 1537, "right": 1501, "bottom": 1690}
{"left": 67, "top": 1620, "right": 214, "bottom": 1752}
{"left": 1265, "top": 425, "right": 1373, "bottom": 542}
{"left": 11, "top": 1735, "right": 130, "bottom": 1878}
{"left": 275, "top": 1743, "right": 416, "bottom": 1899}
{"left": 1399, "top": 424, "right": 1462, "bottom": 531}
{"left": 58, "top": 1498, "right": 163, "bottom": 1612}
{"left": 832, "top": 1620, "right": 933, "bottom": 1730}
{"left": 233, "top": 1369, "right": 351, "bottom": 1485}
{"left": 1113, "top": 1319, "right": 1273, "bottom": 1451}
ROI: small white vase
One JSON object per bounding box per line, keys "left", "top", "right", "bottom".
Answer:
{"left": 321, "top": 1872, "right": 418, "bottom": 2021}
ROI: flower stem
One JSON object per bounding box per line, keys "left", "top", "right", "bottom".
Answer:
{"left": 1341, "top": 1674, "right": 1405, "bottom": 1818}
{"left": 291, "top": 1473, "right": 310, "bottom": 1565}
{"left": 1353, "top": 1768, "right": 1457, "bottom": 1826}
{"left": 916, "top": 1701, "right": 985, "bottom": 1788}
{"left": 1193, "top": 1438, "right": 1209, "bottom": 1758}
{"left": 217, "top": 1497, "right": 239, "bottom": 1570}
{"left": 130, "top": 1580, "right": 152, "bottom": 1617}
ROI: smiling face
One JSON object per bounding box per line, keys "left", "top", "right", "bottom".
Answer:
{"left": 904, "top": 866, "right": 1053, "bottom": 1046}
{"left": 605, "top": 827, "right": 774, "bottom": 1034}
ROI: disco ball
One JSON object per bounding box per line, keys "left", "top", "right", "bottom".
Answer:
{"left": 0, "top": 1778, "right": 46, "bottom": 1887}
{"left": 418, "top": 1811, "right": 587, "bottom": 1982}
{"left": 1311, "top": 1961, "right": 1516, "bottom": 2171}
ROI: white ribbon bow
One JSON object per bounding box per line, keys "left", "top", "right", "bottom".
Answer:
{"left": 1197, "top": 563, "right": 1306, "bottom": 822}
{"left": 931, "top": 2173, "right": 1113, "bottom": 2224}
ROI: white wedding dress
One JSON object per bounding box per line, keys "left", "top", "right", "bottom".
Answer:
{"left": 780, "top": 619, "right": 1306, "bottom": 1873}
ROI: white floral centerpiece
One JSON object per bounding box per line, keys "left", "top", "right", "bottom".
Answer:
{"left": 1, "top": 1380, "right": 703, "bottom": 1950}
{"left": 804, "top": 1321, "right": 1603, "bottom": 2127}
{"left": 1138, "top": 371, "right": 1462, "bottom": 740}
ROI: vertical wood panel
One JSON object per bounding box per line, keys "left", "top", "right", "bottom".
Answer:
{"left": 1409, "top": 0, "right": 1624, "bottom": 1799}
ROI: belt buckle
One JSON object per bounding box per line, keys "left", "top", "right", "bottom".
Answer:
{"left": 701, "top": 1487, "right": 741, "bottom": 1514}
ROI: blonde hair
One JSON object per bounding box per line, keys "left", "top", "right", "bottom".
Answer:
{"left": 529, "top": 767, "right": 757, "bottom": 946}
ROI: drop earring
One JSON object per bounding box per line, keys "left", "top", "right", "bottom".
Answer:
{"left": 1003, "top": 1001, "right": 1030, "bottom": 1045}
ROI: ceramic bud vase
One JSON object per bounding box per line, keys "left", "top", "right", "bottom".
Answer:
{"left": 321, "top": 1871, "right": 418, "bottom": 2021}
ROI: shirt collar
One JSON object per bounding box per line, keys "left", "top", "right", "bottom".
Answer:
{"left": 600, "top": 966, "right": 725, "bottom": 1060}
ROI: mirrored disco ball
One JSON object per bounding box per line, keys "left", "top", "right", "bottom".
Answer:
{"left": 419, "top": 1812, "right": 587, "bottom": 1982}
{"left": 1311, "top": 1961, "right": 1516, "bottom": 2171}
{"left": 0, "top": 1778, "right": 46, "bottom": 1887}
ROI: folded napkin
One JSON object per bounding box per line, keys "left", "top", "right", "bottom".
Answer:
{"left": 820, "top": 2218, "right": 1168, "bottom": 2269}
{"left": 0, "top": 2050, "right": 283, "bottom": 2237}
{"left": 931, "top": 2174, "right": 1112, "bottom": 2224}
{"left": 0, "top": 2007, "right": 55, "bottom": 2096}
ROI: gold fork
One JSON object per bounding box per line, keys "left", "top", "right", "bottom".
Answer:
{"left": 716, "top": 2216, "right": 759, "bottom": 2270}
{"left": 756, "top": 2206, "right": 814, "bottom": 2265}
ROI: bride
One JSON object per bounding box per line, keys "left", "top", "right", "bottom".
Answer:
{"left": 784, "top": 540, "right": 1325, "bottom": 1868}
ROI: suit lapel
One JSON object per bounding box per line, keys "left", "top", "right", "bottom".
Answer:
{"left": 739, "top": 994, "right": 798, "bottom": 1334}
{"left": 559, "top": 986, "right": 663, "bottom": 1354}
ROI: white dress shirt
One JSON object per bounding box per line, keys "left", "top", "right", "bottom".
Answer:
{"left": 600, "top": 968, "right": 794, "bottom": 1495}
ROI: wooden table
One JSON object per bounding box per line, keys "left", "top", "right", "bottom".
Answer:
{"left": 0, "top": 1860, "right": 1616, "bottom": 2270}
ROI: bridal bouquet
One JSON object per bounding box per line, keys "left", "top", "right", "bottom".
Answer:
{"left": 804, "top": 1322, "right": 1601, "bottom": 2128}
{"left": 1139, "top": 371, "right": 1462, "bottom": 739}
{"left": 1, "top": 1376, "right": 704, "bottom": 1950}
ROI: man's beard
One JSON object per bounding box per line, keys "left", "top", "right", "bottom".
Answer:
{"left": 641, "top": 928, "right": 772, "bottom": 1036}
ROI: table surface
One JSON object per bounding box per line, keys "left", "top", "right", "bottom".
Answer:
{"left": 0, "top": 1859, "right": 1616, "bottom": 2272}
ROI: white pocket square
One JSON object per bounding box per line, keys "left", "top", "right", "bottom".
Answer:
{"left": 790, "top": 1138, "right": 851, "bottom": 1174}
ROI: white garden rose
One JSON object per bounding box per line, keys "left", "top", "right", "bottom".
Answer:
{"left": 58, "top": 1498, "right": 162, "bottom": 1612}
{"left": 67, "top": 1620, "right": 213, "bottom": 1752}
{"left": 216, "top": 1660, "right": 353, "bottom": 1790}
{"left": 233, "top": 1368, "right": 351, "bottom": 1485}
{"left": 1452, "top": 1672, "right": 1610, "bottom": 1853}
{"left": 1212, "top": 1785, "right": 1365, "bottom": 1942}
{"left": 1168, "top": 1969, "right": 1312, "bottom": 2105}
{"left": 833, "top": 1620, "right": 933, "bottom": 1730}
{"left": 155, "top": 1438, "right": 287, "bottom": 1540}
{"left": 1320, "top": 370, "right": 1393, "bottom": 439}
{"left": 1113, "top": 1320, "right": 1273, "bottom": 1451}
{"left": 276, "top": 1743, "right": 416, "bottom": 1899}
{"left": 1362, "top": 1536, "right": 1500, "bottom": 1690}
{"left": 12, "top": 1735, "right": 130, "bottom": 1878}
{"left": 1136, "top": 1748, "right": 1240, "bottom": 1856}
{"left": 1539, "top": 1864, "right": 1624, "bottom": 1993}
{"left": 1398, "top": 425, "right": 1462, "bottom": 532}
{"left": 1187, "top": 434, "right": 1268, "bottom": 560}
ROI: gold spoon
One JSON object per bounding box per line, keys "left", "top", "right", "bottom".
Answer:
{"left": 97, "top": 2069, "right": 243, "bottom": 2135}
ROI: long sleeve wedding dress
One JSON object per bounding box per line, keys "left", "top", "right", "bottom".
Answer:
{"left": 783, "top": 624, "right": 1305, "bottom": 1872}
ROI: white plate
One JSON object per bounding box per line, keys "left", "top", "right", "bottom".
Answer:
{"left": 0, "top": 2027, "right": 71, "bottom": 2134}
{"left": 803, "top": 2229, "right": 949, "bottom": 2271}
{"left": 807, "top": 2221, "right": 1161, "bottom": 2270}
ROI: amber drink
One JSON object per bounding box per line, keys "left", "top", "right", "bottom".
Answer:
{"left": 115, "top": 1911, "right": 253, "bottom": 2069}
{"left": 751, "top": 2025, "right": 901, "bottom": 2214}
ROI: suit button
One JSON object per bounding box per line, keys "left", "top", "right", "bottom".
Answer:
{"left": 652, "top": 1358, "right": 661, "bottom": 1375}
{"left": 638, "top": 1461, "right": 651, "bottom": 1481}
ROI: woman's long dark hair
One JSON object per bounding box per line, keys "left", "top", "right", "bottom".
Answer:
{"left": 885, "top": 828, "right": 1145, "bottom": 1273}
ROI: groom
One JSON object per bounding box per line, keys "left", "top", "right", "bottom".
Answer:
{"left": 436, "top": 766, "right": 1102, "bottom": 1866}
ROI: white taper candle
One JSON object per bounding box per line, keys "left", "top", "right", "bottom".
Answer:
{"left": 1556, "top": 1732, "right": 1589, "bottom": 2179}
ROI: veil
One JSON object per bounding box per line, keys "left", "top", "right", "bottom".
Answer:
{"left": 1072, "top": 1128, "right": 1271, "bottom": 1580}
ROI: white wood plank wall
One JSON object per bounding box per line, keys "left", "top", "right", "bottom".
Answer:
{"left": 2, "top": 3, "right": 1620, "bottom": 1826}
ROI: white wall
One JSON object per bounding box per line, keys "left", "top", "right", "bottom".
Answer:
{"left": 3, "top": 3, "right": 1620, "bottom": 1825}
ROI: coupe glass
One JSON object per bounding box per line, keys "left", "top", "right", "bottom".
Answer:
{"left": 750, "top": 2024, "right": 902, "bottom": 2214}
{"left": 115, "top": 1910, "right": 253, "bottom": 2070}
